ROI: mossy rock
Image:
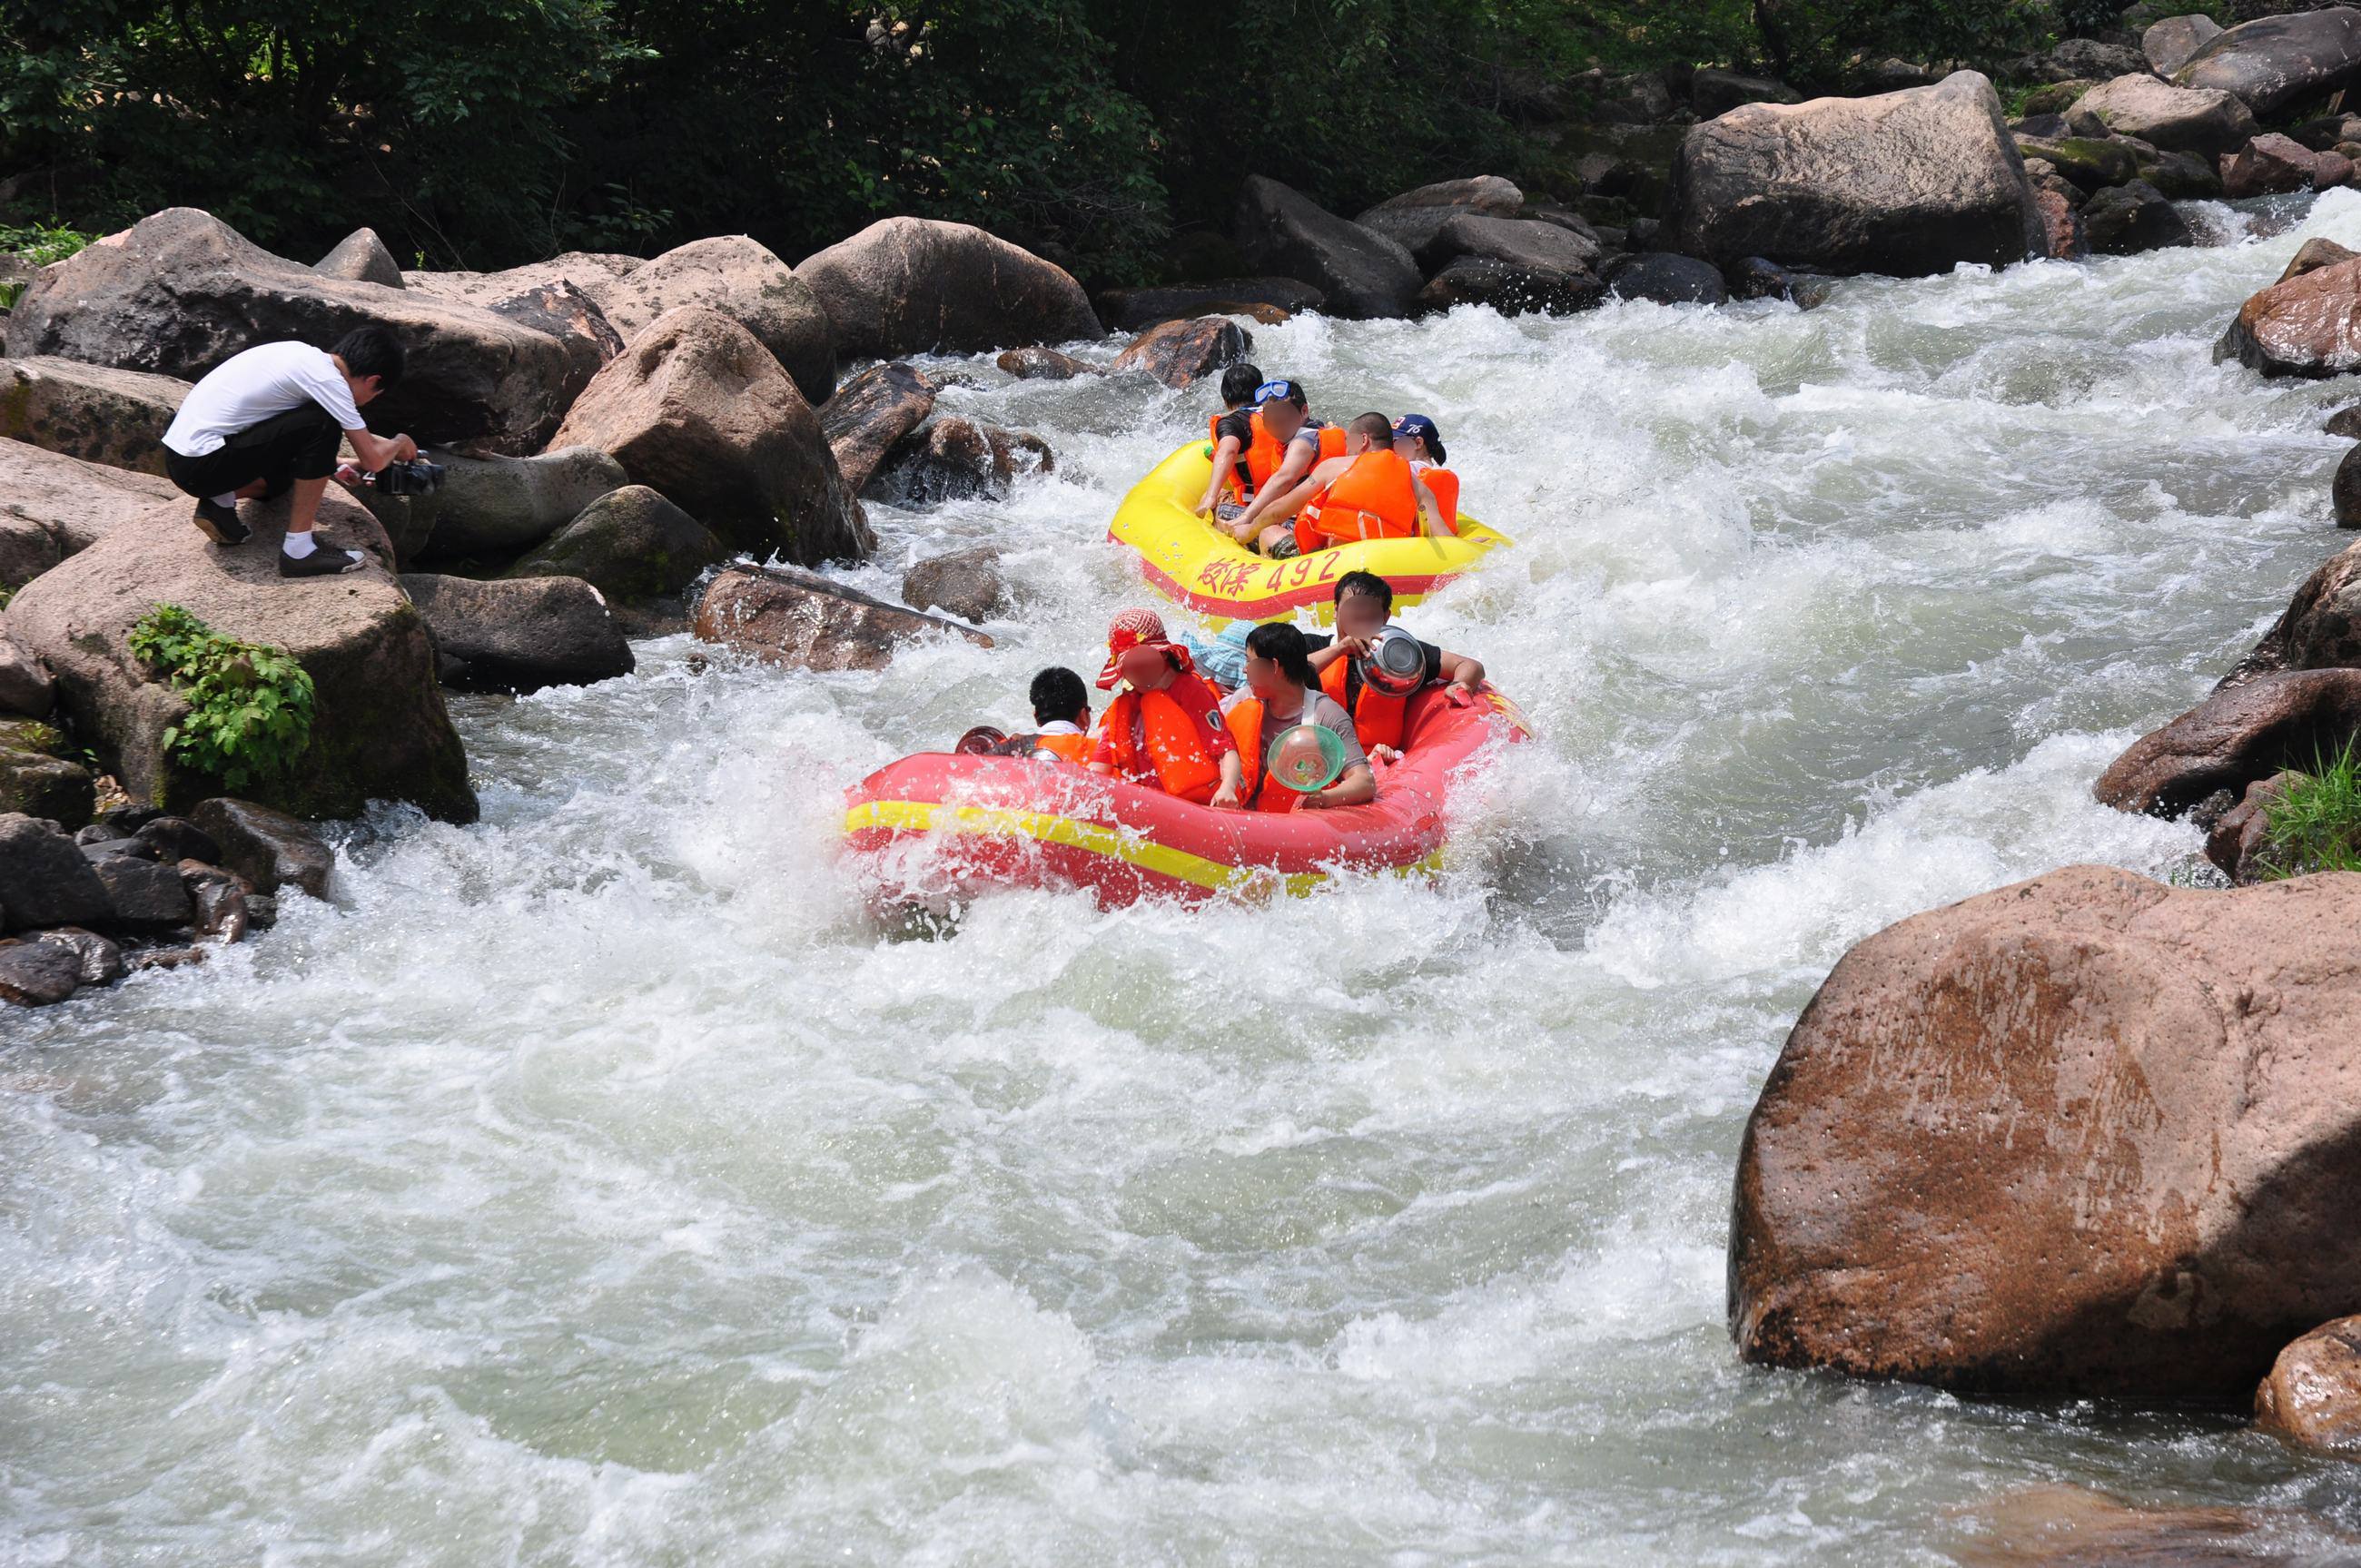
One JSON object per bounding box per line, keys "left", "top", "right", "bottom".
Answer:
{"left": 505, "top": 484, "right": 726, "bottom": 604}
{"left": 0, "top": 715, "right": 94, "bottom": 828}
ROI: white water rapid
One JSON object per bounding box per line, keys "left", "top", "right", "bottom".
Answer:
{"left": 13, "top": 193, "right": 2361, "bottom": 1564}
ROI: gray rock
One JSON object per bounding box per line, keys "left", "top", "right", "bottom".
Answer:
{"left": 0, "top": 812, "right": 113, "bottom": 930}
{"left": 865, "top": 418, "right": 1052, "bottom": 506}
{"left": 3, "top": 208, "right": 591, "bottom": 456}
{"left": 189, "top": 797, "right": 335, "bottom": 898}
{"left": 1415, "top": 255, "right": 1606, "bottom": 317}
{"left": 0, "top": 437, "right": 180, "bottom": 588}
{"left": 314, "top": 228, "right": 404, "bottom": 288}
{"left": 0, "top": 356, "right": 191, "bottom": 476}
{"left": 1353, "top": 176, "right": 1526, "bottom": 255}
{"left": 817, "top": 362, "right": 938, "bottom": 496}
{"left": 1111, "top": 317, "right": 1251, "bottom": 390}
{"left": 2146, "top": 14, "right": 2224, "bottom": 77}
{"left": 400, "top": 573, "right": 636, "bottom": 693}
{"left": 1673, "top": 72, "right": 2044, "bottom": 277}
{"left": 902, "top": 546, "right": 1008, "bottom": 624}
{"left": 0, "top": 633, "right": 54, "bottom": 716}
{"left": 2081, "top": 180, "right": 2195, "bottom": 256}
{"left": 182, "top": 863, "right": 248, "bottom": 941}
{"left": 1232, "top": 175, "right": 1422, "bottom": 320}
{"left": 596, "top": 235, "right": 836, "bottom": 405}
{"left": 0, "top": 719, "right": 94, "bottom": 827}
{"left": 1690, "top": 68, "right": 1799, "bottom": 118}
{"left": 2177, "top": 7, "right": 2361, "bottom": 118}
{"left": 693, "top": 563, "right": 992, "bottom": 671}
{"left": 1411, "top": 214, "right": 1603, "bottom": 278}
{"left": 88, "top": 852, "right": 191, "bottom": 929}
{"left": 994, "top": 347, "right": 1097, "bottom": 380}
{"left": 133, "top": 815, "right": 219, "bottom": 864}
{"left": 398, "top": 445, "right": 628, "bottom": 561}
{"left": 1092, "top": 279, "right": 1325, "bottom": 332}
{"left": 34, "top": 926, "right": 123, "bottom": 985}
{"left": 505, "top": 485, "right": 726, "bottom": 603}
{"left": 1607, "top": 253, "right": 1728, "bottom": 306}
{"left": 0, "top": 940, "right": 82, "bottom": 1005}
{"left": 2074, "top": 74, "right": 2257, "bottom": 158}
{"left": 796, "top": 217, "right": 1099, "bottom": 361}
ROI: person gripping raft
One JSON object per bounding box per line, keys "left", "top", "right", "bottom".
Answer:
{"left": 1251, "top": 412, "right": 1447, "bottom": 559}
{"left": 1391, "top": 413, "right": 1460, "bottom": 533}
{"left": 1194, "top": 362, "right": 1264, "bottom": 521}
{"left": 1214, "top": 380, "right": 1347, "bottom": 548}
{"left": 1220, "top": 623, "right": 1376, "bottom": 813}
{"left": 1304, "top": 570, "right": 1487, "bottom": 764}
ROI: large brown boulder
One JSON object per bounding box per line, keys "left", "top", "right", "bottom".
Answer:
{"left": 2072, "top": 74, "right": 2257, "bottom": 158}
{"left": 1111, "top": 317, "right": 1250, "bottom": 390}
{"left": 400, "top": 573, "right": 634, "bottom": 693}
{"left": 548, "top": 308, "right": 871, "bottom": 565}
{"left": 0, "top": 439, "right": 179, "bottom": 589}
{"left": 1670, "top": 72, "right": 2046, "bottom": 277}
{"left": 2175, "top": 7, "right": 2361, "bottom": 119}
{"left": 1352, "top": 176, "right": 1526, "bottom": 255}
{"left": 2, "top": 209, "right": 592, "bottom": 456}
{"left": 1233, "top": 176, "right": 1421, "bottom": 320}
{"left": 2221, "top": 133, "right": 2349, "bottom": 199}
{"left": 0, "top": 356, "right": 191, "bottom": 475}
{"left": 0, "top": 486, "right": 475, "bottom": 822}
{"left": 796, "top": 217, "right": 1099, "bottom": 361}
{"left": 2228, "top": 537, "right": 2361, "bottom": 681}
{"left": 2216, "top": 255, "right": 2361, "bottom": 379}
{"left": 2256, "top": 1317, "right": 2361, "bottom": 1454}
{"left": 693, "top": 563, "right": 990, "bottom": 671}
{"left": 817, "top": 361, "right": 938, "bottom": 496}
{"left": 1409, "top": 213, "right": 1604, "bottom": 279}
{"left": 1733, "top": 863, "right": 2361, "bottom": 1398}
{"left": 2146, "top": 14, "right": 2224, "bottom": 77}
{"left": 2095, "top": 668, "right": 2361, "bottom": 816}
{"left": 587, "top": 236, "right": 835, "bottom": 405}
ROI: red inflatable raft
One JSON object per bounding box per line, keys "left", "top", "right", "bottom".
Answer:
{"left": 842, "top": 685, "right": 1533, "bottom": 910}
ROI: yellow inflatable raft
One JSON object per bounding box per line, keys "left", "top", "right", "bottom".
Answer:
{"left": 1106, "top": 443, "right": 1511, "bottom": 623}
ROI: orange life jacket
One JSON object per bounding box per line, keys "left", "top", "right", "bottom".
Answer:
{"left": 1221, "top": 697, "right": 1301, "bottom": 814}
{"left": 1319, "top": 656, "right": 1411, "bottom": 754}
{"left": 1030, "top": 731, "right": 1092, "bottom": 764}
{"left": 1245, "top": 412, "right": 1346, "bottom": 498}
{"left": 1416, "top": 463, "right": 1460, "bottom": 529}
{"left": 1102, "top": 686, "right": 1225, "bottom": 804}
{"left": 1297, "top": 449, "right": 1421, "bottom": 551}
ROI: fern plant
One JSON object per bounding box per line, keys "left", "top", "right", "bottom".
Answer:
{"left": 126, "top": 604, "right": 315, "bottom": 789}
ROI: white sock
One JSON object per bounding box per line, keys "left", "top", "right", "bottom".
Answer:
{"left": 282, "top": 532, "right": 316, "bottom": 559}
{"left": 210, "top": 493, "right": 237, "bottom": 509}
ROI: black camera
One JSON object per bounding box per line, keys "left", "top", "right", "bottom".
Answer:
{"left": 367, "top": 458, "right": 448, "bottom": 496}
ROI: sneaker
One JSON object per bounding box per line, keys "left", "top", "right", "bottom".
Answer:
{"left": 193, "top": 498, "right": 250, "bottom": 546}
{"left": 277, "top": 546, "right": 365, "bottom": 579}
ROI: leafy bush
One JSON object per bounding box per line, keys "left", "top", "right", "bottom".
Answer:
{"left": 126, "top": 604, "right": 316, "bottom": 790}
{"left": 2260, "top": 739, "right": 2361, "bottom": 879}
{"left": 0, "top": 221, "right": 93, "bottom": 264}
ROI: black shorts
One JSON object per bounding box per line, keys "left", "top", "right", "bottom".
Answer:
{"left": 163, "top": 402, "right": 342, "bottom": 499}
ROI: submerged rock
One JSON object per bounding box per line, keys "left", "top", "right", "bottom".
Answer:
{"left": 817, "top": 361, "right": 937, "bottom": 496}
{"left": 1417, "top": 255, "right": 1605, "bottom": 316}
{"left": 2094, "top": 667, "right": 2361, "bottom": 817}
{"left": 902, "top": 546, "right": 1008, "bottom": 624}
{"left": 401, "top": 573, "right": 635, "bottom": 693}
{"left": 189, "top": 797, "right": 334, "bottom": 899}
{"left": 995, "top": 346, "right": 1096, "bottom": 380}
{"left": 1734, "top": 863, "right": 2361, "bottom": 1398}
{"left": 693, "top": 563, "right": 992, "bottom": 671}
{"left": 1606, "top": 253, "right": 1727, "bottom": 306}
{"left": 1111, "top": 316, "right": 1251, "bottom": 389}
{"left": 2080, "top": 181, "right": 2193, "bottom": 256}
{"left": 866, "top": 418, "right": 1052, "bottom": 506}
{"left": 2257, "top": 1317, "right": 2361, "bottom": 1455}
{"left": 1671, "top": 72, "right": 2044, "bottom": 277}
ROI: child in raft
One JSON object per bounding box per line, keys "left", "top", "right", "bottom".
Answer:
{"left": 1193, "top": 361, "right": 1264, "bottom": 525}
{"left": 1304, "top": 571, "right": 1487, "bottom": 765}
{"left": 953, "top": 666, "right": 1096, "bottom": 763}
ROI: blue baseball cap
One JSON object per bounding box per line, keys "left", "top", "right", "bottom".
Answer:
{"left": 1392, "top": 414, "right": 1445, "bottom": 464}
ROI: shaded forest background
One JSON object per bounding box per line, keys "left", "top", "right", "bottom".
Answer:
{"left": 1, "top": 0, "right": 2145, "bottom": 285}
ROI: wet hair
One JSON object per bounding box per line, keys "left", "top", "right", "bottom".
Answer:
{"left": 332, "top": 325, "right": 405, "bottom": 389}
{"left": 1245, "top": 622, "right": 1316, "bottom": 687}
{"left": 1030, "top": 666, "right": 1090, "bottom": 726}
{"left": 1220, "top": 363, "right": 1264, "bottom": 407}
{"left": 1334, "top": 569, "right": 1394, "bottom": 612}
{"left": 1351, "top": 411, "right": 1394, "bottom": 446}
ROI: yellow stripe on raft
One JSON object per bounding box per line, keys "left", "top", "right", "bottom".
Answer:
{"left": 843, "top": 797, "right": 1445, "bottom": 897}
{"left": 1109, "top": 442, "right": 1512, "bottom": 624}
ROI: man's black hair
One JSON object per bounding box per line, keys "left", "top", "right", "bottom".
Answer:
{"left": 1245, "top": 621, "right": 1316, "bottom": 687}
{"left": 332, "top": 325, "right": 406, "bottom": 389}
{"left": 1351, "top": 411, "right": 1394, "bottom": 446}
{"left": 1030, "top": 666, "right": 1091, "bottom": 727}
{"left": 1220, "top": 363, "right": 1264, "bottom": 407}
{"left": 1334, "top": 569, "right": 1393, "bottom": 612}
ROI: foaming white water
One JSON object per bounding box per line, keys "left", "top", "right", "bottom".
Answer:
{"left": 14, "top": 197, "right": 2361, "bottom": 1564}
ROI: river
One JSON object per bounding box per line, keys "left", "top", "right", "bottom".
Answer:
{"left": 10, "top": 194, "right": 2361, "bottom": 1564}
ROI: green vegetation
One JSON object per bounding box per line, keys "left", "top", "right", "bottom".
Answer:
{"left": 2260, "top": 739, "right": 2361, "bottom": 879}
{"left": 127, "top": 604, "right": 317, "bottom": 790}
{"left": 0, "top": 220, "right": 94, "bottom": 265}
{"left": 1, "top": 0, "right": 2089, "bottom": 283}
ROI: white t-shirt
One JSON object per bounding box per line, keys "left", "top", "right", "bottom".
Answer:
{"left": 163, "top": 342, "right": 366, "bottom": 458}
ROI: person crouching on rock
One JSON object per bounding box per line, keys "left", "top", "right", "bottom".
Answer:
{"left": 1087, "top": 607, "right": 1248, "bottom": 808}
{"left": 159, "top": 324, "right": 420, "bottom": 579}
